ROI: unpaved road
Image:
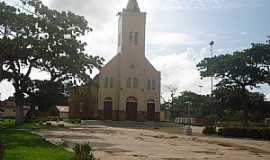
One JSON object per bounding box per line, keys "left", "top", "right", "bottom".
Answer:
{"left": 36, "top": 122, "right": 270, "bottom": 160}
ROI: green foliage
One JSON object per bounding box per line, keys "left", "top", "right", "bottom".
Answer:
{"left": 0, "top": 0, "right": 104, "bottom": 124}
{"left": 65, "top": 119, "right": 81, "bottom": 124}
{"left": 197, "top": 43, "right": 270, "bottom": 89}
{"left": 27, "top": 81, "right": 70, "bottom": 112}
{"left": 202, "top": 126, "right": 217, "bottom": 135}
{"left": 0, "top": 140, "right": 3, "bottom": 160}
{"left": 73, "top": 143, "right": 99, "bottom": 160}
{"left": 218, "top": 127, "right": 270, "bottom": 140}
{"left": 197, "top": 42, "right": 270, "bottom": 125}
{"left": 0, "top": 130, "right": 72, "bottom": 160}
{"left": 213, "top": 87, "right": 268, "bottom": 122}
{"left": 0, "top": 118, "right": 48, "bottom": 130}
{"left": 166, "top": 91, "right": 217, "bottom": 120}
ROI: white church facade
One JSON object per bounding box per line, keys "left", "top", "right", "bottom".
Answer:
{"left": 97, "top": 0, "right": 161, "bottom": 121}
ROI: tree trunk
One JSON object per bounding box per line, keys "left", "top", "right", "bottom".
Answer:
{"left": 242, "top": 108, "right": 249, "bottom": 126}
{"left": 241, "top": 87, "right": 249, "bottom": 126}
{"left": 15, "top": 103, "right": 24, "bottom": 125}
{"left": 14, "top": 89, "right": 25, "bottom": 125}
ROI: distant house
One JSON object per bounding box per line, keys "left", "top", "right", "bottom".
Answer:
{"left": 0, "top": 101, "right": 30, "bottom": 118}
{"left": 56, "top": 106, "right": 69, "bottom": 119}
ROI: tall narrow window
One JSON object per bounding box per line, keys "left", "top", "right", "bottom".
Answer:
{"left": 129, "top": 32, "right": 133, "bottom": 43}
{"left": 110, "top": 77, "right": 113, "bottom": 88}
{"left": 127, "top": 77, "right": 132, "bottom": 88}
{"left": 147, "top": 80, "right": 151, "bottom": 90}
{"left": 152, "top": 80, "right": 156, "bottom": 90}
{"left": 133, "top": 78, "right": 138, "bottom": 88}
{"left": 118, "top": 33, "right": 121, "bottom": 46}
{"left": 134, "top": 32, "right": 138, "bottom": 45}
{"left": 104, "top": 77, "right": 109, "bottom": 88}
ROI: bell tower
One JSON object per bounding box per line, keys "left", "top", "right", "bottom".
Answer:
{"left": 117, "top": 0, "right": 146, "bottom": 57}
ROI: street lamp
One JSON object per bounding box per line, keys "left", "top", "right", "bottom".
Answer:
{"left": 185, "top": 101, "right": 192, "bottom": 136}
{"left": 209, "top": 40, "right": 215, "bottom": 95}
{"left": 267, "top": 35, "right": 270, "bottom": 45}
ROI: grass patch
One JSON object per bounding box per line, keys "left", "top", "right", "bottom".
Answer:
{"left": 0, "top": 119, "right": 47, "bottom": 130}
{"left": 0, "top": 130, "right": 73, "bottom": 160}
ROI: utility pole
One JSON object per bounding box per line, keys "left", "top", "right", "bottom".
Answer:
{"left": 209, "top": 40, "right": 217, "bottom": 126}
{"left": 267, "top": 35, "right": 270, "bottom": 45}
{"left": 185, "top": 101, "right": 192, "bottom": 135}
{"left": 209, "top": 40, "right": 215, "bottom": 95}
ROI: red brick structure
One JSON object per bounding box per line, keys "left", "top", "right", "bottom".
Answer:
{"left": 69, "top": 81, "right": 99, "bottom": 119}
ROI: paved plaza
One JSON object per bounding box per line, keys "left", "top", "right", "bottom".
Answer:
{"left": 36, "top": 122, "right": 270, "bottom": 160}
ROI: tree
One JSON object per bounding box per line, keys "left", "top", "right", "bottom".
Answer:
{"left": 197, "top": 42, "right": 270, "bottom": 125}
{"left": 213, "top": 87, "right": 269, "bottom": 122}
{"left": 27, "top": 80, "right": 71, "bottom": 115}
{"left": 173, "top": 91, "right": 217, "bottom": 118}
{"left": 0, "top": 0, "right": 103, "bottom": 124}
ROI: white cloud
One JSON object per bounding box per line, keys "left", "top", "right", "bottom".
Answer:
{"left": 266, "top": 94, "right": 270, "bottom": 101}
{"left": 0, "top": 80, "right": 14, "bottom": 101}
{"left": 152, "top": 48, "right": 212, "bottom": 100}
{"left": 240, "top": 32, "right": 248, "bottom": 35}
{"left": 148, "top": 31, "right": 202, "bottom": 46}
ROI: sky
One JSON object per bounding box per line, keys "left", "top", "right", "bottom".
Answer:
{"left": 0, "top": 0, "right": 270, "bottom": 101}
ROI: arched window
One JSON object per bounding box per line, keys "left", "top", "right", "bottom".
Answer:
{"left": 134, "top": 32, "right": 138, "bottom": 45}
{"left": 129, "top": 32, "right": 133, "bottom": 43}
{"left": 133, "top": 77, "right": 138, "bottom": 88}
{"left": 118, "top": 33, "right": 121, "bottom": 46}
{"left": 152, "top": 80, "right": 156, "bottom": 90}
{"left": 127, "top": 77, "right": 132, "bottom": 88}
{"left": 147, "top": 80, "right": 151, "bottom": 90}
{"left": 104, "top": 97, "right": 113, "bottom": 102}
{"left": 110, "top": 77, "right": 113, "bottom": 88}
{"left": 104, "top": 77, "right": 109, "bottom": 88}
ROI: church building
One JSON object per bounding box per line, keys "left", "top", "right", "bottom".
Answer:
{"left": 97, "top": 0, "right": 161, "bottom": 121}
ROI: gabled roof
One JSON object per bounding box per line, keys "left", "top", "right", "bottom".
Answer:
{"left": 126, "top": 0, "right": 140, "bottom": 12}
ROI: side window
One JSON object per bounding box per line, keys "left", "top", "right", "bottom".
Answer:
{"left": 133, "top": 78, "right": 138, "bottom": 88}
{"left": 127, "top": 77, "right": 132, "bottom": 88}
{"left": 118, "top": 33, "right": 121, "bottom": 46}
{"left": 104, "top": 77, "right": 109, "bottom": 88}
{"left": 152, "top": 80, "right": 156, "bottom": 90}
{"left": 110, "top": 77, "right": 113, "bottom": 88}
{"left": 129, "top": 32, "right": 133, "bottom": 43}
{"left": 134, "top": 32, "right": 138, "bottom": 45}
{"left": 147, "top": 80, "right": 151, "bottom": 90}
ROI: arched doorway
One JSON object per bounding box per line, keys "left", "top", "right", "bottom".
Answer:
{"left": 104, "top": 97, "right": 112, "bottom": 120}
{"left": 126, "top": 97, "right": 137, "bottom": 121}
{"left": 147, "top": 99, "right": 155, "bottom": 121}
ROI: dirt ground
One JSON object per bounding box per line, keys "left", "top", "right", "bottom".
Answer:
{"left": 35, "top": 121, "right": 270, "bottom": 160}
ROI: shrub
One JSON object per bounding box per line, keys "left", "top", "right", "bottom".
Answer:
{"left": 73, "top": 143, "right": 99, "bottom": 160}
{"left": 202, "top": 126, "right": 217, "bottom": 135}
{"left": 66, "top": 119, "right": 81, "bottom": 124}
{"left": 218, "top": 127, "right": 270, "bottom": 140}
{"left": 57, "top": 124, "right": 65, "bottom": 127}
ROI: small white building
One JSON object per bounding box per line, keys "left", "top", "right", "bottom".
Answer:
{"left": 56, "top": 106, "right": 69, "bottom": 119}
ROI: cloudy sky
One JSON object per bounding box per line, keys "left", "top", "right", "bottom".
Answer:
{"left": 1, "top": 0, "right": 270, "bottom": 100}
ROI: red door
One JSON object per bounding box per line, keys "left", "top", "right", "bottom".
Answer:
{"left": 104, "top": 101, "right": 112, "bottom": 120}
{"left": 126, "top": 102, "right": 137, "bottom": 121}
{"left": 147, "top": 103, "right": 155, "bottom": 121}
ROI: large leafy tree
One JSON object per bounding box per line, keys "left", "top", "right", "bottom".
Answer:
{"left": 197, "top": 42, "right": 270, "bottom": 124}
{"left": 0, "top": 0, "right": 103, "bottom": 124}
{"left": 213, "top": 87, "right": 268, "bottom": 122}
